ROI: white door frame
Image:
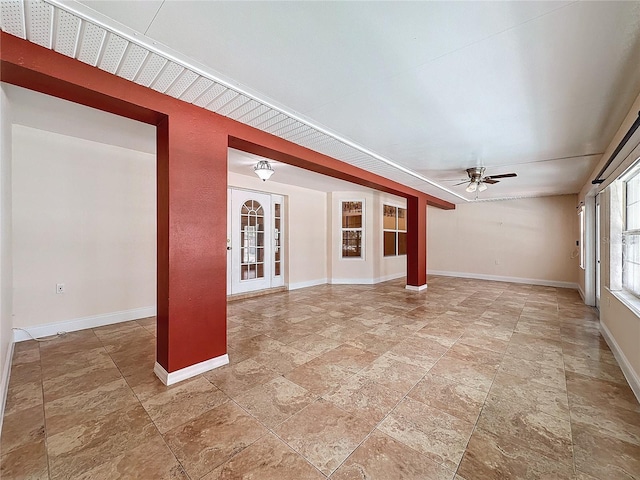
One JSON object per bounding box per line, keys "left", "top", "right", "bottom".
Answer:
{"left": 228, "top": 188, "right": 284, "bottom": 294}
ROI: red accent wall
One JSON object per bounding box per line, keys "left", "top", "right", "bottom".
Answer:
{"left": 1, "top": 32, "right": 452, "bottom": 373}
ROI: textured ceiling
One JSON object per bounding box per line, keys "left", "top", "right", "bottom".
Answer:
{"left": 2, "top": 0, "right": 640, "bottom": 202}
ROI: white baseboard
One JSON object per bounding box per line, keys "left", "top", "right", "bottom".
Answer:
{"left": 331, "top": 272, "right": 406, "bottom": 285}
{"left": 600, "top": 321, "right": 640, "bottom": 404}
{"left": 0, "top": 339, "right": 15, "bottom": 437}
{"left": 154, "top": 354, "right": 229, "bottom": 386}
{"left": 289, "top": 273, "right": 406, "bottom": 290}
{"left": 288, "top": 278, "right": 328, "bottom": 291}
{"left": 406, "top": 284, "right": 428, "bottom": 292}
{"left": 427, "top": 270, "right": 579, "bottom": 290}
{"left": 577, "top": 284, "right": 586, "bottom": 301}
{"left": 12, "top": 306, "right": 156, "bottom": 342}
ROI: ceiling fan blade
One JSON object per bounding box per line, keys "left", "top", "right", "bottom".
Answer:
{"left": 453, "top": 181, "right": 469, "bottom": 186}
{"left": 483, "top": 178, "right": 499, "bottom": 184}
{"left": 485, "top": 173, "right": 517, "bottom": 180}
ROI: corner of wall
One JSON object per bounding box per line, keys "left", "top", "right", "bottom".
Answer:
{"left": 0, "top": 83, "right": 15, "bottom": 428}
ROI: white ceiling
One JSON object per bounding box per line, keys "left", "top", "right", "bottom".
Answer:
{"left": 3, "top": 0, "right": 640, "bottom": 203}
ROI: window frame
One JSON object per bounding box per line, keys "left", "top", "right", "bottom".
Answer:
{"left": 579, "top": 205, "right": 585, "bottom": 270}
{"left": 382, "top": 204, "right": 407, "bottom": 257}
{"left": 622, "top": 162, "right": 640, "bottom": 299}
{"left": 340, "top": 200, "right": 365, "bottom": 260}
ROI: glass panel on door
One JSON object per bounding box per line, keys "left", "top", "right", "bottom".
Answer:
{"left": 240, "top": 200, "right": 265, "bottom": 280}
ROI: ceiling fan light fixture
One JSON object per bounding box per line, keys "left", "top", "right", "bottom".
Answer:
{"left": 478, "top": 182, "right": 488, "bottom": 192}
{"left": 254, "top": 160, "right": 274, "bottom": 181}
{"left": 465, "top": 182, "right": 477, "bottom": 193}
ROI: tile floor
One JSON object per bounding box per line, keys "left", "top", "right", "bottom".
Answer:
{"left": 1, "top": 276, "right": 639, "bottom": 479}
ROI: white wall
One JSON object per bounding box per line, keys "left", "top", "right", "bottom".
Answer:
{"left": 12, "top": 125, "right": 156, "bottom": 330}
{"left": 0, "top": 85, "right": 14, "bottom": 424}
{"left": 329, "top": 191, "right": 406, "bottom": 284}
{"left": 228, "top": 171, "right": 328, "bottom": 289}
{"left": 427, "top": 195, "right": 579, "bottom": 287}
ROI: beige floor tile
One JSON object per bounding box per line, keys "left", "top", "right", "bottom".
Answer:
{"left": 42, "top": 360, "right": 122, "bottom": 403}
{"left": 163, "top": 401, "right": 267, "bottom": 479}
{"left": 408, "top": 373, "right": 487, "bottom": 424}
{"left": 0, "top": 405, "right": 45, "bottom": 455}
{"left": 284, "top": 357, "right": 356, "bottom": 396}
{"left": 477, "top": 393, "right": 573, "bottom": 465}
{"left": 0, "top": 439, "right": 49, "bottom": 480}
{"left": 358, "top": 354, "right": 427, "bottom": 394}
{"left": 203, "top": 358, "right": 280, "bottom": 397}
{"left": 75, "top": 435, "right": 188, "bottom": 480}
{"left": 428, "top": 356, "right": 496, "bottom": 393}
{"left": 47, "top": 403, "right": 158, "bottom": 480}
{"left": 573, "top": 422, "right": 640, "bottom": 479}
{"left": 3, "top": 277, "right": 638, "bottom": 479}
{"left": 378, "top": 397, "right": 475, "bottom": 471}
{"left": 489, "top": 370, "right": 570, "bottom": 421}
{"left": 323, "top": 373, "right": 404, "bottom": 426}
{"left": 140, "top": 376, "right": 229, "bottom": 433}
{"left": 457, "top": 428, "right": 575, "bottom": 480}
{"left": 289, "top": 333, "right": 343, "bottom": 358}
{"left": 202, "top": 432, "right": 324, "bottom": 480}
{"left": 331, "top": 430, "right": 455, "bottom": 480}
{"left": 44, "top": 378, "right": 139, "bottom": 436}
{"left": 273, "top": 398, "right": 373, "bottom": 476}
{"left": 235, "top": 376, "right": 317, "bottom": 428}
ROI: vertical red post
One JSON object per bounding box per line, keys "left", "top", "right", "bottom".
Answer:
{"left": 156, "top": 111, "right": 229, "bottom": 379}
{"left": 406, "top": 195, "right": 428, "bottom": 290}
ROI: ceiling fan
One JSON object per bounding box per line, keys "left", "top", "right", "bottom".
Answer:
{"left": 455, "top": 167, "right": 517, "bottom": 193}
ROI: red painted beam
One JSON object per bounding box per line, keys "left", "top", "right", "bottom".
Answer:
{"left": 1, "top": 31, "right": 444, "bottom": 375}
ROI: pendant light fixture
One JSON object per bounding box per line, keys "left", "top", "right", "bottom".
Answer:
{"left": 254, "top": 160, "right": 274, "bottom": 181}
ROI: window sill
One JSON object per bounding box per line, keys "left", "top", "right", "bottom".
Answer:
{"left": 606, "top": 287, "right": 640, "bottom": 318}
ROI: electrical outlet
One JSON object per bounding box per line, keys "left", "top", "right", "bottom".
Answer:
{"left": 56, "top": 283, "right": 65, "bottom": 294}
{"left": 495, "top": 260, "right": 500, "bottom": 265}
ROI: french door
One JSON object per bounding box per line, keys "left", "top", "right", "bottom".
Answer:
{"left": 228, "top": 188, "right": 284, "bottom": 294}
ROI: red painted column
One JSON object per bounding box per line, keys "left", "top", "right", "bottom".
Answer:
{"left": 406, "top": 195, "right": 428, "bottom": 289}
{"left": 157, "top": 113, "right": 228, "bottom": 373}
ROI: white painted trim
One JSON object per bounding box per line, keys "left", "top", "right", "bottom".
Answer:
{"left": 331, "top": 272, "right": 407, "bottom": 286}
{"left": 377, "top": 272, "right": 407, "bottom": 283}
{"left": 406, "top": 284, "right": 428, "bottom": 292}
{"left": 0, "top": 340, "right": 14, "bottom": 437}
{"left": 12, "top": 306, "right": 156, "bottom": 342}
{"left": 578, "top": 284, "right": 586, "bottom": 302}
{"left": 600, "top": 321, "right": 640, "bottom": 404}
{"left": 427, "top": 270, "right": 579, "bottom": 290}
{"left": 154, "top": 354, "right": 229, "bottom": 386}
{"left": 288, "top": 278, "right": 328, "bottom": 291}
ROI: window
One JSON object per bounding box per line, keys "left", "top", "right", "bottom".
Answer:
{"left": 623, "top": 164, "right": 640, "bottom": 297}
{"left": 341, "top": 201, "right": 363, "bottom": 258}
{"left": 579, "top": 205, "right": 585, "bottom": 269}
{"left": 383, "top": 205, "right": 407, "bottom": 256}
{"left": 274, "top": 201, "right": 282, "bottom": 277}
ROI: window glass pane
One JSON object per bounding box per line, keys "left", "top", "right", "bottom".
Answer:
{"left": 398, "top": 232, "right": 407, "bottom": 255}
{"left": 623, "top": 234, "right": 640, "bottom": 297}
{"left": 342, "top": 230, "right": 362, "bottom": 257}
{"left": 398, "top": 208, "right": 407, "bottom": 231}
{"left": 275, "top": 203, "right": 281, "bottom": 218}
{"left": 383, "top": 205, "right": 397, "bottom": 230}
{"left": 275, "top": 262, "right": 280, "bottom": 276}
{"left": 342, "top": 201, "right": 362, "bottom": 228}
{"left": 383, "top": 231, "right": 396, "bottom": 256}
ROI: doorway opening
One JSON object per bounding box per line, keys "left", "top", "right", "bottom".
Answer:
{"left": 227, "top": 188, "right": 285, "bottom": 295}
